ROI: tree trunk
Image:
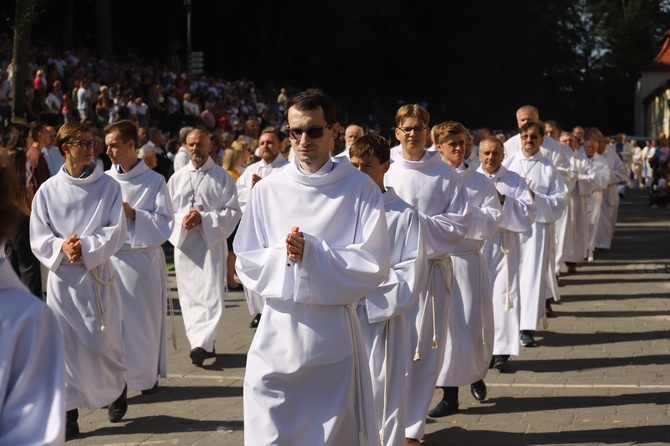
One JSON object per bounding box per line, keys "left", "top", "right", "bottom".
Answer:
{"left": 11, "top": 0, "right": 32, "bottom": 124}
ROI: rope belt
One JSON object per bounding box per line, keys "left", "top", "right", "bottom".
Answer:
{"left": 499, "top": 230, "right": 514, "bottom": 312}
{"left": 453, "top": 247, "right": 489, "bottom": 362}
{"left": 62, "top": 257, "right": 115, "bottom": 333}
{"left": 414, "top": 255, "right": 453, "bottom": 361}
{"left": 346, "top": 303, "right": 368, "bottom": 446}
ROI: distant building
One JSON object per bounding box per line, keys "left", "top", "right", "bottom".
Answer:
{"left": 636, "top": 30, "right": 670, "bottom": 137}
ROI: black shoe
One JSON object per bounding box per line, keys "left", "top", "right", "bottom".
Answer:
{"left": 545, "top": 300, "right": 555, "bottom": 318}
{"left": 492, "top": 356, "right": 509, "bottom": 373}
{"left": 141, "top": 381, "right": 159, "bottom": 395}
{"left": 66, "top": 409, "right": 80, "bottom": 440}
{"left": 520, "top": 330, "right": 537, "bottom": 347}
{"left": 427, "top": 399, "right": 459, "bottom": 417}
{"left": 249, "top": 313, "right": 261, "bottom": 328}
{"left": 470, "top": 379, "right": 487, "bottom": 401}
{"left": 190, "top": 347, "right": 215, "bottom": 367}
{"left": 107, "top": 384, "right": 128, "bottom": 423}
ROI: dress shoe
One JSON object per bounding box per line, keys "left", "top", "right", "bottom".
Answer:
{"left": 190, "top": 347, "right": 216, "bottom": 367}
{"left": 567, "top": 263, "right": 577, "bottom": 274}
{"left": 66, "top": 409, "right": 80, "bottom": 440}
{"left": 249, "top": 313, "right": 261, "bottom": 328}
{"left": 492, "top": 356, "right": 509, "bottom": 372}
{"left": 427, "top": 399, "right": 459, "bottom": 417}
{"left": 470, "top": 379, "right": 487, "bottom": 401}
{"left": 228, "top": 281, "right": 242, "bottom": 290}
{"left": 545, "top": 300, "right": 555, "bottom": 318}
{"left": 108, "top": 384, "right": 128, "bottom": 423}
{"left": 406, "top": 438, "right": 421, "bottom": 445}
{"left": 520, "top": 330, "right": 537, "bottom": 347}
{"left": 141, "top": 381, "right": 159, "bottom": 395}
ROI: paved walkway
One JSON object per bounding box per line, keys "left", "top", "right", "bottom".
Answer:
{"left": 67, "top": 188, "right": 670, "bottom": 445}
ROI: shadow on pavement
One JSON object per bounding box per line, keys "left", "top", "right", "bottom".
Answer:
{"left": 538, "top": 329, "right": 670, "bottom": 348}
{"left": 562, "top": 292, "right": 668, "bottom": 302}
{"left": 424, "top": 424, "right": 670, "bottom": 445}
{"left": 510, "top": 353, "right": 670, "bottom": 373}
{"left": 79, "top": 416, "right": 243, "bottom": 438}
{"left": 127, "top": 385, "right": 243, "bottom": 404}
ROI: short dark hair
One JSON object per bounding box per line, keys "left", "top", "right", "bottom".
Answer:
{"left": 285, "top": 88, "right": 336, "bottom": 124}
{"left": 29, "top": 121, "right": 45, "bottom": 141}
{"left": 520, "top": 121, "right": 544, "bottom": 135}
{"left": 349, "top": 134, "right": 390, "bottom": 164}
{"left": 104, "top": 120, "right": 138, "bottom": 147}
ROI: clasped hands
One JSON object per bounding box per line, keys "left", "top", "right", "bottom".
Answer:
{"left": 62, "top": 235, "right": 82, "bottom": 263}
{"left": 286, "top": 226, "right": 304, "bottom": 262}
{"left": 182, "top": 210, "right": 202, "bottom": 230}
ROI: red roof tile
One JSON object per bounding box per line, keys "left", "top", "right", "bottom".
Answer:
{"left": 643, "top": 30, "right": 670, "bottom": 72}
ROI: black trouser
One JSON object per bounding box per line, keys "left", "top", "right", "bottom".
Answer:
{"left": 5, "top": 215, "right": 43, "bottom": 299}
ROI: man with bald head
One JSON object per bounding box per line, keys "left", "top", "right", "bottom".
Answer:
{"left": 167, "top": 129, "right": 242, "bottom": 366}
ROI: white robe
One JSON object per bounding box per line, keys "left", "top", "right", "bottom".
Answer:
{"left": 356, "top": 187, "right": 427, "bottom": 446}
{"left": 236, "top": 154, "right": 289, "bottom": 315}
{"left": 506, "top": 134, "right": 572, "bottom": 284}
{"left": 384, "top": 150, "right": 471, "bottom": 440}
{"left": 106, "top": 161, "right": 174, "bottom": 391}
{"left": 596, "top": 151, "right": 626, "bottom": 250}
{"left": 478, "top": 166, "right": 536, "bottom": 356}
{"left": 503, "top": 152, "right": 567, "bottom": 331}
{"left": 504, "top": 134, "right": 572, "bottom": 174}
{"left": 553, "top": 143, "right": 578, "bottom": 274}
{"left": 234, "top": 157, "right": 390, "bottom": 446}
{"left": 173, "top": 146, "right": 191, "bottom": 172}
{"left": 0, "top": 254, "right": 65, "bottom": 446}
{"left": 579, "top": 152, "right": 610, "bottom": 256}
{"left": 436, "top": 165, "right": 502, "bottom": 387}
{"left": 30, "top": 164, "right": 127, "bottom": 411}
{"left": 167, "top": 157, "right": 241, "bottom": 352}
{"left": 564, "top": 151, "right": 602, "bottom": 263}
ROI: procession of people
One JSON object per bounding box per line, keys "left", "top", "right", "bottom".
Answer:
{"left": 1, "top": 76, "right": 667, "bottom": 446}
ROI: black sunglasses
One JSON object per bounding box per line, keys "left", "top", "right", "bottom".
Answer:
{"left": 287, "top": 124, "right": 333, "bottom": 140}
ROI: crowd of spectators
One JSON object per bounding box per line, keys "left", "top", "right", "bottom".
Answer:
{"left": 0, "top": 38, "right": 289, "bottom": 172}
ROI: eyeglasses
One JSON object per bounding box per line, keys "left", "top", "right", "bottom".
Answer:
{"left": 287, "top": 124, "right": 333, "bottom": 140}
{"left": 69, "top": 140, "right": 99, "bottom": 150}
{"left": 398, "top": 126, "right": 426, "bottom": 135}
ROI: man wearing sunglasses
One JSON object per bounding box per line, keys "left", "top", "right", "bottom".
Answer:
{"left": 234, "top": 88, "right": 390, "bottom": 446}
{"left": 503, "top": 121, "right": 568, "bottom": 349}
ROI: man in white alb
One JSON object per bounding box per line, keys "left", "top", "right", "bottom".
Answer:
{"left": 105, "top": 120, "right": 174, "bottom": 394}
{"left": 167, "top": 129, "right": 241, "bottom": 367}
{"left": 234, "top": 88, "right": 390, "bottom": 446}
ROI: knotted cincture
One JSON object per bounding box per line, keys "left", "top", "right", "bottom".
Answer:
{"left": 414, "top": 255, "right": 453, "bottom": 361}
{"left": 92, "top": 265, "right": 115, "bottom": 334}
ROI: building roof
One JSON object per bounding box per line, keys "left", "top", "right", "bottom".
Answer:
{"left": 643, "top": 30, "right": 670, "bottom": 72}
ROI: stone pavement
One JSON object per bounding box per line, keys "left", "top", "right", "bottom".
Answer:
{"left": 67, "top": 187, "right": 670, "bottom": 446}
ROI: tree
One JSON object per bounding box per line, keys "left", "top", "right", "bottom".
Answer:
{"left": 10, "top": 0, "right": 45, "bottom": 124}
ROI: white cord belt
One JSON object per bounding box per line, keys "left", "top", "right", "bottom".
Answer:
{"left": 414, "top": 255, "right": 453, "bottom": 361}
